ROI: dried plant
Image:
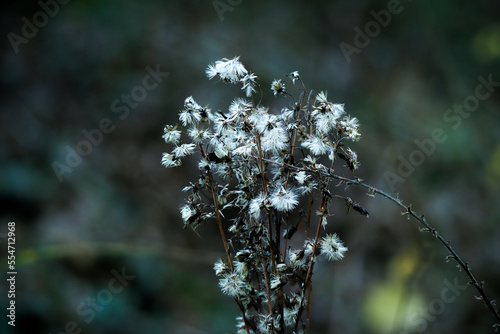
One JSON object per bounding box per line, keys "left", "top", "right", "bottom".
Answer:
{"left": 161, "top": 57, "right": 500, "bottom": 333}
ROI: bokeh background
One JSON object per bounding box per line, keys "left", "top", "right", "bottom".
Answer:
{"left": 1, "top": 0, "right": 500, "bottom": 333}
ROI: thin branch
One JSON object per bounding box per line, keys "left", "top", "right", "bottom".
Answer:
{"left": 260, "top": 242, "right": 275, "bottom": 329}
{"left": 322, "top": 172, "right": 500, "bottom": 325}
{"left": 267, "top": 213, "right": 277, "bottom": 275}
{"left": 198, "top": 144, "right": 234, "bottom": 270}
{"left": 265, "top": 158, "right": 500, "bottom": 326}
{"left": 209, "top": 176, "right": 234, "bottom": 270}
{"left": 294, "top": 192, "right": 327, "bottom": 333}
{"left": 235, "top": 299, "right": 252, "bottom": 334}
{"left": 255, "top": 131, "right": 268, "bottom": 194}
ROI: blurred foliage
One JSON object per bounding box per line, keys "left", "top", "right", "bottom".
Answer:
{"left": 1, "top": 0, "right": 499, "bottom": 333}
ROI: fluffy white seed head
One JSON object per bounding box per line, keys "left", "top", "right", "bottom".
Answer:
{"left": 270, "top": 187, "right": 298, "bottom": 212}
{"left": 162, "top": 126, "right": 181, "bottom": 144}
{"left": 301, "top": 136, "right": 330, "bottom": 156}
{"left": 261, "top": 126, "right": 288, "bottom": 153}
{"left": 206, "top": 56, "right": 248, "bottom": 84}
{"left": 271, "top": 79, "right": 286, "bottom": 96}
{"left": 172, "top": 143, "right": 196, "bottom": 158}
{"left": 161, "top": 152, "right": 180, "bottom": 168}
{"left": 219, "top": 271, "right": 247, "bottom": 297}
{"left": 320, "top": 233, "right": 348, "bottom": 261}
{"left": 180, "top": 204, "right": 196, "bottom": 223}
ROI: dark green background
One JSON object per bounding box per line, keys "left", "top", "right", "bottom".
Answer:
{"left": 1, "top": 0, "right": 499, "bottom": 333}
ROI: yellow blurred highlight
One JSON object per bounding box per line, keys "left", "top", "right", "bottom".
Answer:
{"left": 483, "top": 145, "right": 500, "bottom": 191}
{"left": 17, "top": 248, "right": 38, "bottom": 265}
{"left": 363, "top": 247, "right": 425, "bottom": 333}
{"left": 472, "top": 25, "right": 500, "bottom": 63}
{"left": 389, "top": 247, "right": 419, "bottom": 281}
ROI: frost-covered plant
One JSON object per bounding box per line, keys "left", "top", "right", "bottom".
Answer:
{"left": 161, "top": 57, "right": 500, "bottom": 333}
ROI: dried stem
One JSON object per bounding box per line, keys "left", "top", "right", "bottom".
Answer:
{"left": 198, "top": 144, "right": 234, "bottom": 270}
{"left": 260, "top": 242, "right": 274, "bottom": 328}
{"left": 209, "top": 177, "right": 234, "bottom": 270}
{"left": 271, "top": 157, "right": 500, "bottom": 326}
{"left": 325, "top": 174, "right": 500, "bottom": 325}
{"left": 255, "top": 131, "right": 268, "bottom": 194}
{"left": 235, "top": 300, "right": 252, "bottom": 334}
{"left": 255, "top": 131, "right": 278, "bottom": 276}
{"left": 267, "top": 213, "right": 277, "bottom": 274}
{"left": 295, "top": 192, "right": 328, "bottom": 333}
{"left": 305, "top": 287, "right": 313, "bottom": 334}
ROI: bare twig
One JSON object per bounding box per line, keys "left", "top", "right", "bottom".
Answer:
{"left": 322, "top": 170, "right": 500, "bottom": 325}
{"left": 264, "top": 157, "right": 500, "bottom": 326}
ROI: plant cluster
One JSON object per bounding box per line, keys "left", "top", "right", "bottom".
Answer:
{"left": 161, "top": 57, "right": 500, "bottom": 333}
{"left": 161, "top": 56, "right": 368, "bottom": 333}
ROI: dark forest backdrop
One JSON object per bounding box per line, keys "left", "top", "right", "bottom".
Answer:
{"left": 1, "top": 0, "right": 500, "bottom": 333}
